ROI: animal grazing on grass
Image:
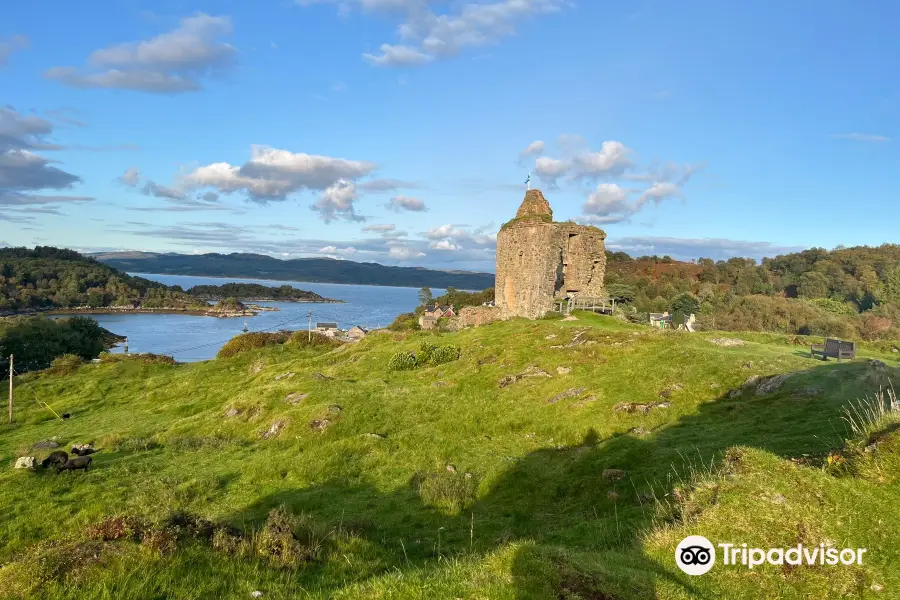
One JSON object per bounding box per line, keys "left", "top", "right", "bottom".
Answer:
{"left": 41, "top": 450, "right": 69, "bottom": 469}
{"left": 56, "top": 456, "right": 92, "bottom": 473}
{"left": 70, "top": 445, "right": 97, "bottom": 456}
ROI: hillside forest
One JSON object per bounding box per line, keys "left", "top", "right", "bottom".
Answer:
{"left": 402, "top": 244, "right": 900, "bottom": 342}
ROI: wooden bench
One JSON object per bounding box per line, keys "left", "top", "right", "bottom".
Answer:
{"left": 810, "top": 338, "right": 856, "bottom": 362}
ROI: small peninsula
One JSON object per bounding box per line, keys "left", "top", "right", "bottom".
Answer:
{"left": 185, "top": 283, "right": 342, "bottom": 303}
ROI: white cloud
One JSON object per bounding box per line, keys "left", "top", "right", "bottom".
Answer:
{"left": 571, "top": 140, "right": 632, "bottom": 178}
{"left": 429, "top": 240, "right": 459, "bottom": 251}
{"left": 583, "top": 183, "right": 630, "bottom": 216}
{"left": 306, "top": 0, "right": 567, "bottom": 66}
{"left": 388, "top": 245, "right": 426, "bottom": 260}
{"left": 519, "top": 140, "right": 544, "bottom": 158}
{"left": 636, "top": 181, "right": 679, "bottom": 206}
{"left": 119, "top": 167, "right": 141, "bottom": 186}
{"left": 183, "top": 145, "right": 376, "bottom": 202}
{"left": 311, "top": 179, "right": 364, "bottom": 223}
{"left": 44, "top": 14, "right": 236, "bottom": 93}
{"left": 534, "top": 156, "right": 569, "bottom": 184}
{"left": 142, "top": 180, "right": 186, "bottom": 200}
{"left": 363, "top": 44, "right": 432, "bottom": 66}
{"left": 425, "top": 224, "right": 468, "bottom": 240}
{"left": 831, "top": 133, "right": 891, "bottom": 143}
{"left": 387, "top": 194, "right": 427, "bottom": 211}
{"left": 362, "top": 223, "right": 396, "bottom": 232}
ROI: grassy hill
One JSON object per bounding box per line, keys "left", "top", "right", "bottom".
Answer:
{"left": 1, "top": 315, "right": 899, "bottom": 598}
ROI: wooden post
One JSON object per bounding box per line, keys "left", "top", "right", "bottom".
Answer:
{"left": 8, "top": 354, "right": 12, "bottom": 425}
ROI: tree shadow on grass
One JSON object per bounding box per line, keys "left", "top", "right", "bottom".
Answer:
{"left": 224, "top": 360, "right": 892, "bottom": 599}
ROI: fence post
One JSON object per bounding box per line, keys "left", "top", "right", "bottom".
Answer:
{"left": 8, "top": 354, "right": 12, "bottom": 425}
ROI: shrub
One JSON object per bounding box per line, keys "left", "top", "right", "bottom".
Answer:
{"left": 388, "top": 351, "right": 418, "bottom": 371}
{"left": 217, "top": 332, "right": 290, "bottom": 358}
{"left": 429, "top": 345, "right": 460, "bottom": 366}
{"left": 288, "top": 331, "right": 339, "bottom": 348}
{"left": 255, "top": 506, "right": 324, "bottom": 567}
{"left": 388, "top": 312, "right": 420, "bottom": 332}
{"left": 98, "top": 352, "right": 176, "bottom": 365}
{"left": 49, "top": 354, "right": 83, "bottom": 375}
{"left": 412, "top": 471, "right": 479, "bottom": 513}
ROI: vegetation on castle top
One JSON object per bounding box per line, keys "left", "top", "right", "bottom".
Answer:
{"left": 1, "top": 313, "right": 899, "bottom": 597}
{"left": 499, "top": 212, "right": 553, "bottom": 231}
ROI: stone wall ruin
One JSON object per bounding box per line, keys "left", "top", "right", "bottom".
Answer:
{"left": 494, "top": 189, "right": 606, "bottom": 319}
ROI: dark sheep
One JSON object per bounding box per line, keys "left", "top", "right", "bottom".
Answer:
{"left": 56, "top": 456, "right": 92, "bottom": 473}
{"left": 62, "top": 413, "right": 71, "bottom": 420}
{"left": 41, "top": 450, "right": 69, "bottom": 469}
{"left": 70, "top": 446, "right": 97, "bottom": 457}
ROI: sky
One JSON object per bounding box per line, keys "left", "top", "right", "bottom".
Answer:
{"left": 1, "top": 0, "right": 898, "bottom": 273}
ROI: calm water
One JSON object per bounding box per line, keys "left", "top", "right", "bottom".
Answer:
{"left": 82, "top": 273, "right": 443, "bottom": 362}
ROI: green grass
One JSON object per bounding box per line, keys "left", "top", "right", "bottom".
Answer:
{"left": 1, "top": 312, "right": 899, "bottom": 598}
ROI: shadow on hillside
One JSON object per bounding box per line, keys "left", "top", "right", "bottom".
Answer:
{"left": 225, "top": 359, "right": 892, "bottom": 599}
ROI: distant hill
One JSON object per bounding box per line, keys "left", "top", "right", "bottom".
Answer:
{"left": 92, "top": 251, "right": 496, "bottom": 289}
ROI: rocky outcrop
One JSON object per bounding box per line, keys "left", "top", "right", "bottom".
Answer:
{"left": 495, "top": 189, "right": 606, "bottom": 319}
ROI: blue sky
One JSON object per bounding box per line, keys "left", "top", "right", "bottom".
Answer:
{"left": 1, "top": 0, "right": 897, "bottom": 272}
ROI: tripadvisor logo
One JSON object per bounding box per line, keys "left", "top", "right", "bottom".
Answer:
{"left": 676, "top": 535, "right": 716, "bottom": 575}
{"left": 675, "top": 535, "right": 867, "bottom": 576}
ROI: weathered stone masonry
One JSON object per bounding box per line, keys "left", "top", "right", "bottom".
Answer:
{"left": 495, "top": 189, "right": 607, "bottom": 319}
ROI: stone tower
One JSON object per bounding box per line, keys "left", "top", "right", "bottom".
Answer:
{"left": 495, "top": 189, "right": 607, "bottom": 319}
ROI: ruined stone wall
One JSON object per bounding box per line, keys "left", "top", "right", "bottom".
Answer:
{"left": 457, "top": 305, "right": 502, "bottom": 328}
{"left": 495, "top": 189, "right": 607, "bottom": 319}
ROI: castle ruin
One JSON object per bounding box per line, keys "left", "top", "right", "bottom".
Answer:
{"left": 494, "top": 189, "right": 607, "bottom": 319}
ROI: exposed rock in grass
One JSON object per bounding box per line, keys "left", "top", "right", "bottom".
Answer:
{"left": 742, "top": 362, "right": 754, "bottom": 369}
{"left": 562, "top": 315, "right": 578, "bottom": 321}
{"left": 309, "top": 419, "right": 331, "bottom": 432}
{"left": 708, "top": 338, "right": 745, "bottom": 347}
{"left": 14, "top": 456, "right": 36, "bottom": 469}
{"left": 284, "top": 392, "right": 308, "bottom": 405}
{"left": 363, "top": 432, "right": 386, "bottom": 440}
{"left": 607, "top": 490, "right": 619, "bottom": 501}
{"left": 868, "top": 359, "right": 887, "bottom": 371}
{"left": 545, "top": 334, "right": 558, "bottom": 340}
{"left": 432, "top": 381, "right": 449, "bottom": 387}
{"left": 550, "top": 329, "right": 589, "bottom": 349}
{"left": 629, "top": 427, "right": 647, "bottom": 436}
{"left": 224, "top": 407, "right": 241, "bottom": 418}
{"left": 499, "top": 365, "right": 551, "bottom": 388}
{"left": 274, "top": 372, "right": 295, "bottom": 381}
{"left": 548, "top": 388, "right": 586, "bottom": 404}
{"left": 709, "top": 383, "right": 720, "bottom": 389}
{"left": 261, "top": 419, "right": 288, "bottom": 440}
{"left": 446, "top": 464, "right": 456, "bottom": 473}
{"left": 476, "top": 355, "right": 496, "bottom": 366}
{"left": 556, "top": 366, "right": 572, "bottom": 375}
{"left": 327, "top": 405, "right": 343, "bottom": 414}
{"left": 32, "top": 439, "right": 59, "bottom": 450}
{"left": 756, "top": 373, "right": 792, "bottom": 394}
{"left": 614, "top": 402, "right": 669, "bottom": 415}
{"left": 659, "top": 383, "right": 683, "bottom": 398}
{"left": 313, "top": 372, "right": 334, "bottom": 381}
{"left": 792, "top": 387, "right": 822, "bottom": 399}
{"left": 602, "top": 468, "right": 626, "bottom": 481}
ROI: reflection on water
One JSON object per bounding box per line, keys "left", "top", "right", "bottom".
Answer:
{"left": 81, "top": 273, "right": 444, "bottom": 362}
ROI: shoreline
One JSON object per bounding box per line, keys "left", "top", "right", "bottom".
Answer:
{"left": 194, "top": 297, "right": 344, "bottom": 304}
{"left": 1, "top": 306, "right": 276, "bottom": 319}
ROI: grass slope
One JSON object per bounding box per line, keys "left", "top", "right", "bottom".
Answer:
{"left": 1, "top": 314, "right": 899, "bottom": 599}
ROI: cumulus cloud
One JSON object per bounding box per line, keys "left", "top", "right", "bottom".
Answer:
{"left": 0, "top": 35, "right": 29, "bottom": 66}
{"left": 386, "top": 194, "right": 427, "bottom": 212}
{"left": 44, "top": 14, "right": 236, "bottom": 93}
{"left": 142, "top": 180, "right": 186, "bottom": 200}
{"left": 304, "top": 0, "right": 566, "bottom": 66}
{"left": 312, "top": 179, "right": 364, "bottom": 223}
{"left": 119, "top": 167, "right": 141, "bottom": 186}
{"left": 0, "top": 109, "right": 87, "bottom": 206}
{"left": 570, "top": 140, "right": 633, "bottom": 178}
{"left": 183, "top": 144, "right": 376, "bottom": 202}
{"left": 429, "top": 239, "right": 459, "bottom": 251}
{"left": 534, "top": 156, "right": 569, "bottom": 185}
{"left": 518, "top": 140, "right": 544, "bottom": 160}
{"left": 388, "top": 245, "right": 426, "bottom": 260}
